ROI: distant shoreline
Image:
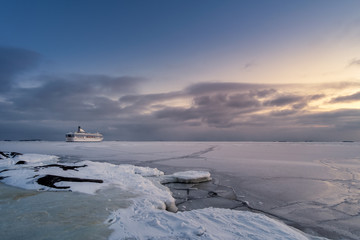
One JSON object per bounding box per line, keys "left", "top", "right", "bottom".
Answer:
{"left": 1, "top": 139, "right": 357, "bottom": 143}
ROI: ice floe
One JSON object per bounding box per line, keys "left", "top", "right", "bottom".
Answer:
{"left": 160, "top": 170, "right": 212, "bottom": 184}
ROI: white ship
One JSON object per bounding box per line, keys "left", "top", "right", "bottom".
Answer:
{"left": 66, "top": 126, "right": 103, "bottom": 142}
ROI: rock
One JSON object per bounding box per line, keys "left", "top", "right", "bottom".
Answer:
{"left": 34, "top": 164, "right": 87, "bottom": 171}
{"left": 37, "top": 174, "right": 103, "bottom": 189}
{"left": 0, "top": 151, "right": 23, "bottom": 159}
{"left": 15, "top": 161, "right": 27, "bottom": 165}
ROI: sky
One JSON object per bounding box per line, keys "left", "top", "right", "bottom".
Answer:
{"left": 1, "top": 0, "right": 360, "bottom": 141}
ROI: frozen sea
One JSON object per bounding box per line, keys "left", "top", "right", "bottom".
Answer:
{"left": 1, "top": 141, "right": 359, "bottom": 239}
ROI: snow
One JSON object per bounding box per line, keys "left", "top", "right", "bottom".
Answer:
{"left": 0, "top": 149, "right": 325, "bottom": 240}
{"left": 0, "top": 153, "right": 58, "bottom": 167}
{"left": 107, "top": 204, "right": 316, "bottom": 240}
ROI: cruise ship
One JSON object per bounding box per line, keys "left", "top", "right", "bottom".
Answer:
{"left": 65, "top": 126, "right": 103, "bottom": 142}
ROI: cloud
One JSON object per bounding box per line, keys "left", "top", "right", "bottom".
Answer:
{"left": 2, "top": 74, "right": 360, "bottom": 141}
{"left": 36, "top": 74, "right": 142, "bottom": 96}
{"left": 127, "top": 81, "right": 359, "bottom": 132}
{"left": 264, "top": 95, "right": 303, "bottom": 107}
{"left": 118, "top": 84, "right": 280, "bottom": 129}
{"left": 4, "top": 74, "right": 143, "bottom": 121}
{"left": 316, "top": 81, "right": 360, "bottom": 89}
{"left": 294, "top": 109, "right": 360, "bottom": 132}
{"left": 155, "top": 107, "right": 200, "bottom": 121}
{"left": 270, "top": 109, "right": 298, "bottom": 117}
{"left": 330, "top": 91, "right": 360, "bottom": 103}
{"left": 348, "top": 58, "right": 360, "bottom": 67}
{"left": 193, "top": 94, "right": 227, "bottom": 106}
{"left": 0, "top": 47, "right": 357, "bottom": 141}
{"left": 120, "top": 93, "right": 181, "bottom": 104}
{"left": 253, "top": 89, "right": 277, "bottom": 98}
{"left": 0, "top": 46, "right": 41, "bottom": 91}
{"left": 226, "top": 93, "right": 261, "bottom": 108}
{"left": 191, "top": 93, "right": 262, "bottom": 127}
{"left": 242, "top": 62, "right": 257, "bottom": 70}
{"left": 153, "top": 91, "right": 270, "bottom": 128}
{"left": 309, "top": 94, "right": 325, "bottom": 101}
{"left": 185, "top": 82, "right": 267, "bottom": 95}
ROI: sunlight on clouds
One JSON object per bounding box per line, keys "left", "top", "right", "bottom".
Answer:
{"left": 140, "top": 98, "right": 192, "bottom": 115}
{"left": 318, "top": 87, "right": 360, "bottom": 110}
{"left": 322, "top": 102, "right": 360, "bottom": 110}
{"left": 161, "top": 98, "right": 192, "bottom": 108}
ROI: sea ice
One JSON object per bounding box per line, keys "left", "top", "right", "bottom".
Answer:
{"left": 0, "top": 151, "right": 325, "bottom": 240}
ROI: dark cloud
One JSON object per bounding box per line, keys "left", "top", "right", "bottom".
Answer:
{"left": 270, "top": 109, "right": 301, "bottom": 117}
{"left": 154, "top": 92, "right": 261, "bottom": 128}
{"left": 192, "top": 95, "right": 212, "bottom": 106}
{"left": 0, "top": 46, "right": 41, "bottom": 91}
{"left": 252, "top": 89, "right": 277, "bottom": 98}
{"left": 243, "top": 62, "right": 256, "bottom": 70}
{"left": 192, "top": 93, "right": 262, "bottom": 127}
{"left": 184, "top": 82, "right": 298, "bottom": 97}
{"left": 309, "top": 94, "right": 325, "bottom": 100}
{"left": 264, "top": 95, "right": 303, "bottom": 106}
{"left": 330, "top": 91, "right": 360, "bottom": 103}
{"left": 35, "top": 74, "right": 142, "bottom": 96}
{"left": 4, "top": 74, "right": 142, "bottom": 121}
{"left": 155, "top": 107, "right": 200, "bottom": 121}
{"left": 294, "top": 109, "right": 360, "bottom": 135}
{"left": 193, "top": 94, "right": 227, "bottom": 106}
{"left": 132, "top": 82, "right": 360, "bottom": 134}
{"left": 185, "top": 82, "right": 266, "bottom": 95}
{"left": 226, "top": 93, "right": 261, "bottom": 108}
{"left": 155, "top": 98, "right": 229, "bottom": 128}
{"left": 118, "top": 85, "right": 281, "bottom": 129}
{"left": 291, "top": 102, "right": 307, "bottom": 110}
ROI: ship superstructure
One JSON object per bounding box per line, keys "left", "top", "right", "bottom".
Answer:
{"left": 65, "top": 126, "right": 103, "bottom": 142}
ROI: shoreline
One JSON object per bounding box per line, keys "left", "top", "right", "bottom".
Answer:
{"left": 0, "top": 166, "right": 325, "bottom": 240}
{"left": 150, "top": 163, "right": 333, "bottom": 239}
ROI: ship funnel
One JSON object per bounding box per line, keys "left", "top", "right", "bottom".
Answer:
{"left": 77, "top": 126, "right": 85, "bottom": 133}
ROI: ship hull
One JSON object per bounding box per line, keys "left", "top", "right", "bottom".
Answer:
{"left": 66, "top": 131, "right": 103, "bottom": 142}
{"left": 66, "top": 137, "right": 103, "bottom": 142}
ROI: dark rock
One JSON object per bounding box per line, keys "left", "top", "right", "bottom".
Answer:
{"left": 0, "top": 151, "right": 23, "bottom": 159}
{"left": 34, "top": 164, "right": 87, "bottom": 171}
{"left": 37, "top": 174, "right": 103, "bottom": 189}
{"left": 10, "top": 152, "right": 23, "bottom": 157}
{"left": 0, "top": 151, "right": 8, "bottom": 159}
{"left": 15, "top": 160, "right": 27, "bottom": 165}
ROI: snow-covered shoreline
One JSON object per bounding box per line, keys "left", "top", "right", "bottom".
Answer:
{"left": 0, "top": 150, "right": 326, "bottom": 240}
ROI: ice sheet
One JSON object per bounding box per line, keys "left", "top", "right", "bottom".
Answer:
{"left": 0, "top": 149, "right": 325, "bottom": 240}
